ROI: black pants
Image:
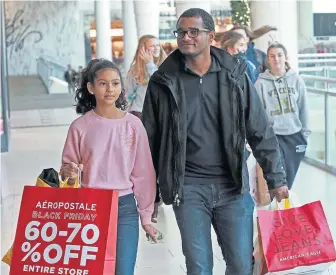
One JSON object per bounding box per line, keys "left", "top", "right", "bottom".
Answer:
{"left": 277, "top": 132, "right": 307, "bottom": 189}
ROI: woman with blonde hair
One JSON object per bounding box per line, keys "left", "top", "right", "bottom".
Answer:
{"left": 126, "top": 35, "right": 166, "bottom": 118}
{"left": 125, "top": 35, "right": 166, "bottom": 223}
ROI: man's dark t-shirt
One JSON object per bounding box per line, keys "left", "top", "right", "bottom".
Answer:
{"left": 181, "top": 56, "right": 239, "bottom": 194}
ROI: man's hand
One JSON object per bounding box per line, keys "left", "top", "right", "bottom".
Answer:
{"left": 151, "top": 202, "right": 160, "bottom": 223}
{"left": 270, "top": 185, "right": 289, "bottom": 202}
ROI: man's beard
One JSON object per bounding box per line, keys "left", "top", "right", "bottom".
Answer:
{"left": 180, "top": 49, "right": 203, "bottom": 57}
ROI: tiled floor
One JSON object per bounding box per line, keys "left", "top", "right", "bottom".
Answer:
{"left": 11, "top": 107, "right": 78, "bottom": 129}
{"left": 1, "top": 125, "right": 336, "bottom": 275}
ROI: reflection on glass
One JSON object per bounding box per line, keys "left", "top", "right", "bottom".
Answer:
{"left": 329, "top": 96, "right": 336, "bottom": 167}
{"left": 0, "top": 72, "right": 3, "bottom": 136}
{"left": 328, "top": 69, "right": 336, "bottom": 91}
{"left": 306, "top": 93, "right": 325, "bottom": 162}
{"left": 0, "top": 20, "right": 3, "bottom": 137}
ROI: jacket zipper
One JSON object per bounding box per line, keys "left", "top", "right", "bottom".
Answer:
{"left": 172, "top": 108, "right": 181, "bottom": 207}
{"left": 170, "top": 96, "right": 181, "bottom": 207}
{"left": 200, "top": 78, "right": 204, "bottom": 101}
{"left": 159, "top": 72, "right": 181, "bottom": 206}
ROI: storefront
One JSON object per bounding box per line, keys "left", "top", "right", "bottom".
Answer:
{"left": 84, "top": 4, "right": 233, "bottom": 71}
{"left": 88, "top": 19, "right": 124, "bottom": 66}
{"left": 1, "top": 0, "right": 10, "bottom": 152}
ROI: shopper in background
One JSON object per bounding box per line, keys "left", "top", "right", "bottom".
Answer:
{"left": 125, "top": 35, "right": 166, "bottom": 119}
{"left": 254, "top": 43, "right": 310, "bottom": 189}
{"left": 232, "top": 24, "right": 277, "bottom": 79}
{"left": 125, "top": 34, "right": 167, "bottom": 222}
{"left": 220, "top": 30, "right": 256, "bottom": 83}
{"left": 64, "top": 64, "right": 76, "bottom": 93}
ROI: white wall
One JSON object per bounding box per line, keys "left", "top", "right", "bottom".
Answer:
{"left": 5, "top": 1, "right": 85, "bottom": 76}
{"left": 313, "top": 0, "right": 336, "bottom": 13}
{"left": 250, "top": 0, "right": 299, "bottom": 70}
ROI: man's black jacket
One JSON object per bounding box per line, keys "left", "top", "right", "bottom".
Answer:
{"left": 142, "top": 46, "right": 287, "bottom": 205}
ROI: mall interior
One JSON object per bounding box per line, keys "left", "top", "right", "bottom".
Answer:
{"left": 1, "top": 1, "right": 336, "bottom": 274}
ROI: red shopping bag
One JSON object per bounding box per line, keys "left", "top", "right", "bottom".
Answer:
{"left": 258, "top": 201, "right": 336, "bottom": 273}
{"left": 9, "top": 186, "right": 118, "bottom": 275}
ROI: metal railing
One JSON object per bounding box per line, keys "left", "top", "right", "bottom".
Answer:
{"left": 300, "top": 74, "right": 336, "bottom": 174}
{"left": 298, "top": 53, "right": 336, "bottom": 73}
{"left": 298, "top": 53, "right": 336, "bottom": 81}
{"left": 36, "top": 57, "right": 67, "bottom": 92}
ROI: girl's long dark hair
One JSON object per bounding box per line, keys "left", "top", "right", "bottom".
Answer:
{"left": 74, "top": 59, "right": 128, "bottom": 114}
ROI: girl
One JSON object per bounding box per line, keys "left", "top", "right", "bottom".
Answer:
{"left": 125, "top": 34, "right": 166, "bottom": 118}
{"left": 60, "top": 59, "right": 158, "bottom": 275}
{"left": 220, "top": 31, "right": 257, "bottom": 83}
{"left": 254, "top": 43, "right": 310, "bottom": 189}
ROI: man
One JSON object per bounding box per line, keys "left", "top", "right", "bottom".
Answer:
{"left": 73, "top": 65, "right": 83, "bottom": 85}
{"left": 142, "top": 8, "right": 288, "bottom": 275}
{"left": 64, "top": 64, "right": 76, "bottom": 93}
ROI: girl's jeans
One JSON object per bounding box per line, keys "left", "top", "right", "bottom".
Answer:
{"left": 115, "top": 193, "right": 139, "bottom": 275}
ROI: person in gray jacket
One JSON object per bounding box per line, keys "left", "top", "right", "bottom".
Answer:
{"left": 254, "top": 42, "right": 310, "bottom": 189}
{"left": 125, "top": 34, "right": 166, "bottom": 119}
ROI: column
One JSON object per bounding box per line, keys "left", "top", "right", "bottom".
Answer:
{"left": 298, "top": 0, "right": 313, "bottom": 39}
{"left": 134, "top": 1, "right": 160, "bottom": 38}
{"left": 175, "top": 1, "right": 211, "bottom": 19}
{"left": 122, "top": 0, "right": 138, "bottom": 73}
{"left": 95, "top": 1, "right": 112, "bottom": 60}
{"left": 250, "top": 0, "right": 299, "bottom": 70}
{"left": 1, "top": 0, "right": 10, "bottom": 153}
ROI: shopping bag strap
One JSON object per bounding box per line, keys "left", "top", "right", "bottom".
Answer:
{"left": 59, "top": 166, "right": 82, "bottom": 188}
{"left": 77, "top": 166, "right": 82, "bottom": 186}
{"left": 274, "top": 198, "right": 291, "bottom": 210}
{"left": 59, "top": 174, "right": 69, "bottom": 187}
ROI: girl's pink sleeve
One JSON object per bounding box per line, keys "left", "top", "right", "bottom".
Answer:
{"left": 131, "top": 123, "right": 156, "bottom": 226}
{"left": 62, "top": 123, "right": 82, "bottom": 165}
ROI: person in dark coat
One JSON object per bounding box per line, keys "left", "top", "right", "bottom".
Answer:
{"left": 142, "top": 8, "right": 288, "bottom": 275}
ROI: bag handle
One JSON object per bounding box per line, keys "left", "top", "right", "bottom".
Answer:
{"left": 58, "top": 174, "right": 69, "bottom": 187}
{"left": 274, "top": 198, "right": 291, "bottom": 210}
{"left": 59, "top": 166, "right": 82, "bottom": 188}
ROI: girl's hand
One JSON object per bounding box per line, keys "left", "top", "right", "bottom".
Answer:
{"left": 139, "top": 47, "right": 153, "bottom": 63}
{"left": 60, "top": 162, "right": 83, "bottom": 185}
{"left": 142, "top": 224, "right": 158, "bottom": 243}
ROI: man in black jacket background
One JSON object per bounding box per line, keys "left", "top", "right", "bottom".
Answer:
{"left": 142, "top": 8, "right": 288, "bottom": 275}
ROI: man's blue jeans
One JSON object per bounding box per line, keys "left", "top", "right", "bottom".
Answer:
{"left": 173, "top": 182, "right": 254, "bottom": 275}
{"left": 115, "top": 193, "right": 139, "bottom": 275}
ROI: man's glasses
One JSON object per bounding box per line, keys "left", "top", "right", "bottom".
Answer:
{"left": 173, "top": 28, "right": 210, "bottom": 39}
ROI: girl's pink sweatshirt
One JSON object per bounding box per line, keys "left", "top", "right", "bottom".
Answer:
{"left": 62, "top": 110, "right": 156, "bottom": 225}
